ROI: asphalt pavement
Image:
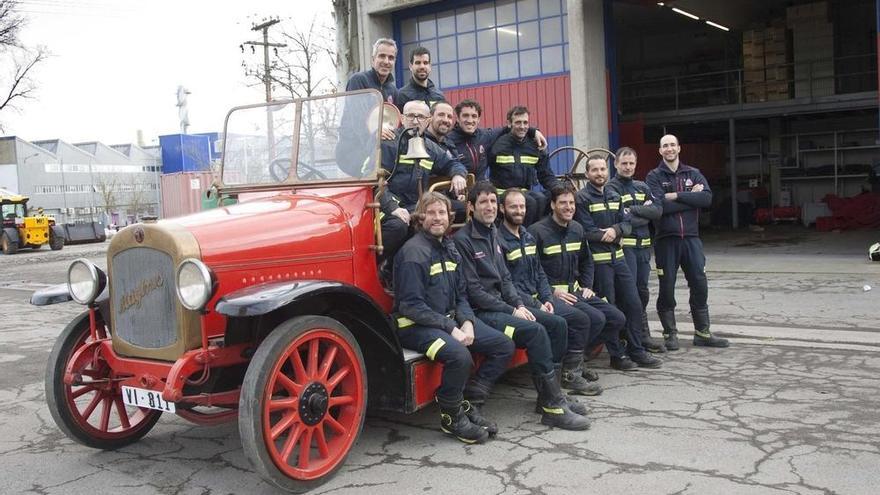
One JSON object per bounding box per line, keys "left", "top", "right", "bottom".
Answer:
{"left": 1, "top": 226, "right": 878, "bottom": 495}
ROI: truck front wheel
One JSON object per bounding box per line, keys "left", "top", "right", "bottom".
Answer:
{"left": 45, "top": 311, "right": 162, "bottom": 449}
{"left": 239, "top": 315, "right": 367, "bottom": 493}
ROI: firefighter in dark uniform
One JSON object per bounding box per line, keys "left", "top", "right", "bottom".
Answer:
{"left": 447, "top": 99, "right": 548, "bottom": 181}
{"left": 489, "top": 105, "right": 560, "bottom": 226}
{"left": 394, "top": 46, "right": 445, "bottom": 111}
{"left": 378, "top": 101, "right": 468, "bottom": 269}
{"left": 529, "top": 183, "right": 637, "bottom": 371}
{"left": 607, "top": 147, "right": 666, "bottom": 353}
{"left": 345, "top": 38, "right": 398, "bottom": 103}
{"left": 498, "top": 188, "right": 604, "bottom": 395}
{"left": 645, "top": 134, "right": 729, "bottom": 349}
{"left": 394, "top": 192, "right": 515, "bottom": 443}
{"left": 574, "top": 155, "right": 663, "bottom": 369}
{"left": 453, "top": 181, "right": 589, "bottom": 430}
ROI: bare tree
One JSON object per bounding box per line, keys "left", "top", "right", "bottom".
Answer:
{"left": 331, "top": 0, "right": 358, "bottom": 85}
{"left": 94, "top": 174, "right": 118, "bottom": 225}
{"left": 0, "top": 0, "right": 48, "bottom": 130}
{"left": 0, "top": 0, "right": 23, "bottom": 48}
{"left": 243, "top": 16, "right": 337, "bottom": 100}
{"left": 126, "top": 180, "right": 150, "bottom": 221}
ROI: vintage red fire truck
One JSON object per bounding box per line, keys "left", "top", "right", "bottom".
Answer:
{"left": 32, "top": 90, "right": 531, "bottom": 492}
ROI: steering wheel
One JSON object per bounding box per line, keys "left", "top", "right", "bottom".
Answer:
{"left": 269, "top": 158, "right": 328, "bottom": 182}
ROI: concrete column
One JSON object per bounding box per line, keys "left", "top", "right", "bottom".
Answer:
{"left": 356, "top": 9, "right": 393, "bottom": 70}
{"left": 568, "top": 0, "right": 610, "bottom": 148}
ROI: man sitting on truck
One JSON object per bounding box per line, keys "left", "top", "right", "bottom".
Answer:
{"left": 393, "top": 191, "right": 514, "bottom": 444}
{"left": 453, "top": 181, "right": 590, "bottom": 431}
{"left": 378, "top": 100, "right": 468, "bottom": 280}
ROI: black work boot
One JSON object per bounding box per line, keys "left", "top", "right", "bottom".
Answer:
{"left": 561, "top": 352, "right": 603, "bottom": 396}
{"left": 438, "top": 399, "right": 489, "bottom": 444}
{"left": 658, "top": 310, "right": 680, "bottom": 351}
{"left": 532, "top": 370, "right": 591, "bottom": 430}
{"left": 610, "top": 356, "right": 638, "bottom": 371}
{"left": 533, "top": 365, "right": 589, "bottom": 416}
{"left": 462, "top": 400, "right": 498, "bottom": 436}
{"left": 463, "top": 378, "right": 492, "bottom": 406}
{"left": 630, "top": 352, "right": 663, "bottom": 369}
{"left": 691, "top": 308, "right": 730, "bottom": 348}
{"left": 641, "top": 311, "right": 667, "bottom": 353}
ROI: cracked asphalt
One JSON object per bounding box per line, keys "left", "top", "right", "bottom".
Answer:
{"left": 1, "top": 226, "right": 878, "bottom": 495}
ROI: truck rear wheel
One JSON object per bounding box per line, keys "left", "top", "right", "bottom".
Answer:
{"left": 45, "top": 311, "right": 162, "bottom": 449}
{"left": 1, "top": 233, "right": 18, "bottom": 254}
{"left": 239, "top": 315, "right": 367, "bottom": 493}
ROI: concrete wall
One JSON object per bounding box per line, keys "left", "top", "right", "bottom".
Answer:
{"left": 568, "top": 0, "right": 609, "bottom": 148}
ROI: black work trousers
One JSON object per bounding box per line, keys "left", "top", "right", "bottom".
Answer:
{"left": 476, "top": 310, "right": 561, "bottom": 375}
{"left": 623, "top": 247, "right": 652, "bottom": 311}
{"left": 593, "top": 260, "right": 648, "bottom": 357}
{"left": 654, "top": 236, "right": 708, "bottom": 313}
{"left": 397, "top": 318, "right": 514, "bottom": 404}
{"left": 558, "top": 293, "right": 626, "bottom": 359}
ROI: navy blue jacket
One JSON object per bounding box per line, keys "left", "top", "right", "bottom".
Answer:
{"left": 528, "top": 216, "right": 594, "bottom": 293}
{"left": 645, "top": 162, "right": 712, "bottom": 239}
{"left": 574, "top": 183, "right": 631, "bottom": 264}
{"left": 381, "top": 128, "right": 467, "bottom": 210}
{"left": 346, "top": 68, "right": 397, "bottom": 104}
{"left": 607, "top": 176, "right": 662, "bottom": 248}
{"left": 489, "top": 133, "right": 560, "bottom": 191}
{"left": 393, "top": 230, "right": 475, "bottom": 332}
{"left": 453, "top": 221, "right": 523, "bottom": 314}
{"left": 498, "top": 223, "right": 555, "bottom": 307}
{"left": 446, "top": 125, "right": 507, "bottom": 181}
{"left": 394, "top": 77, "right": 445, "bottom": 111}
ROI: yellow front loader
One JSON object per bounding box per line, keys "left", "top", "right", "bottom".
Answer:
{"left": 1, "top": 188, "right": 64, "bottom": 255}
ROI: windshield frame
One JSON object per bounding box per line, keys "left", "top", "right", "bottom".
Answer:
{"left": 217, "top": 89, "right": 386, "bottom": 194}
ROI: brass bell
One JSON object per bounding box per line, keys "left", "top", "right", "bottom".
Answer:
{"left": 401, "top": 134, "right": 430, "bottom": 160}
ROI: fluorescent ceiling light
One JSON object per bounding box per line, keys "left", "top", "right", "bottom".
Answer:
{"left": 671, "top": 7, "right": 699, "bottom": 20}
{"left": 496, "top": 27, "right": 520, "bottom": 36}
{"left": 705, "top": 20, "right": 729, "bottom": 31}
{"left": 657, "top": 2, "right": 664, "bottom": 5}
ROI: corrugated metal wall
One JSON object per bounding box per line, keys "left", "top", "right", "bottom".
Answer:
{"left": 160, "top": 171, "right": 213, "bottom": 219}
{"left": 444, "top": 74, "right": 574, "bottom": 174}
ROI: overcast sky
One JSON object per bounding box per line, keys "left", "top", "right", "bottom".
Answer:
{"left": 7, "top": 0, "right": 334, "bottom": 147}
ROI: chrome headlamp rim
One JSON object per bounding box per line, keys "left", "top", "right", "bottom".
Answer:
{"left": 175, "top": 258, "right": 214, "bottom": 311}
{"left": 67, "top": 258, "right": 105, "bottom": 305}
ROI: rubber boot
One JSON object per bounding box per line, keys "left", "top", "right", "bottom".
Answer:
{"left": 641, "top": 311, "right": 667, "bottom": 353}
{"left": 658, "top": 310, "right": 680, "bottom": 351}
{"left": 532, "top": 370, "right": 591, "bottom": 431}
{"left": 438, "top": 398, "right": 489, "bottom": 444}
{"left": 561, "top": 352, "right": 603, "bottom": 396}
{"left": 533, "top": 366, "right": 589, "bottom": 416}
{"left": 691, "top": 308, "right": 729, "bottom": 348}
{"left": 462, "top": 400, "right": 498, "bottom": 436}
{"left": 463, "top": 378, "right": 492, "bottom": 406}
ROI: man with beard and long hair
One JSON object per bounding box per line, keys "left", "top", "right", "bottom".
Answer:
{"left": 393, "top": 192, "right": 514, "bottom": 444}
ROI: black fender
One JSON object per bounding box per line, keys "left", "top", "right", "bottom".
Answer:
{"left": 216, "top": 280, "right": 408, "bottom": 411}
{"left": 2, "top": 227, "right": 20, "bottom": 244}
{"left": 31, "top": 284, "right": 111, "bottom": 326}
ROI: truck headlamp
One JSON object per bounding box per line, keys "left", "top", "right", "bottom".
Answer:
{"left": 67, "top": 259, "right": 106, "bottom": 305}
{"left": 175, "top": 258, "right": 214, "bottom": 311}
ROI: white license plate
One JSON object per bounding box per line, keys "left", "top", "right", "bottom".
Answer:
{"left": 121, "top": 385, "right": 176, "bottom": 413}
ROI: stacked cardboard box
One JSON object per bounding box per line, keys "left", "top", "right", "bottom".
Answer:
{"left": 742, "top": 22, "right": 791, "bottom": 103}
{"left": 763, "top": 24, "right": 791, "bottom": 100}
{"left": 787, "top": 1, "right": 834, "bottom": 98}
{"left": 743, "top": 29, "right": 766, "bottom": 102}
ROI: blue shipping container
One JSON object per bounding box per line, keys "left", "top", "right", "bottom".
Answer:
{"left": 159, "top": 134, "right": 212, "bottom": 174}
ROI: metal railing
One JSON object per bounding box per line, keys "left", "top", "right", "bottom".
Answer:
{"left": 620, "top": 53, "right": 878, "bottom": 114}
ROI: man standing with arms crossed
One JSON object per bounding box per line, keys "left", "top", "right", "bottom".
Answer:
{"left": 454, "top": 182, "right": 589, "bottom": 430}
{"left": 394, "top": 192, "right": 515, "bottom": 443}
{"left": 645, "top": 135, "right": 729, "bottom": 349}
{"left": 607, "top": 147, "right": 666, "bottom": 353}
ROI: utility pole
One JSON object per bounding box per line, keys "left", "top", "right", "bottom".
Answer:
{"left": 243, "top": 19, "right": 286, "bottom": 103}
